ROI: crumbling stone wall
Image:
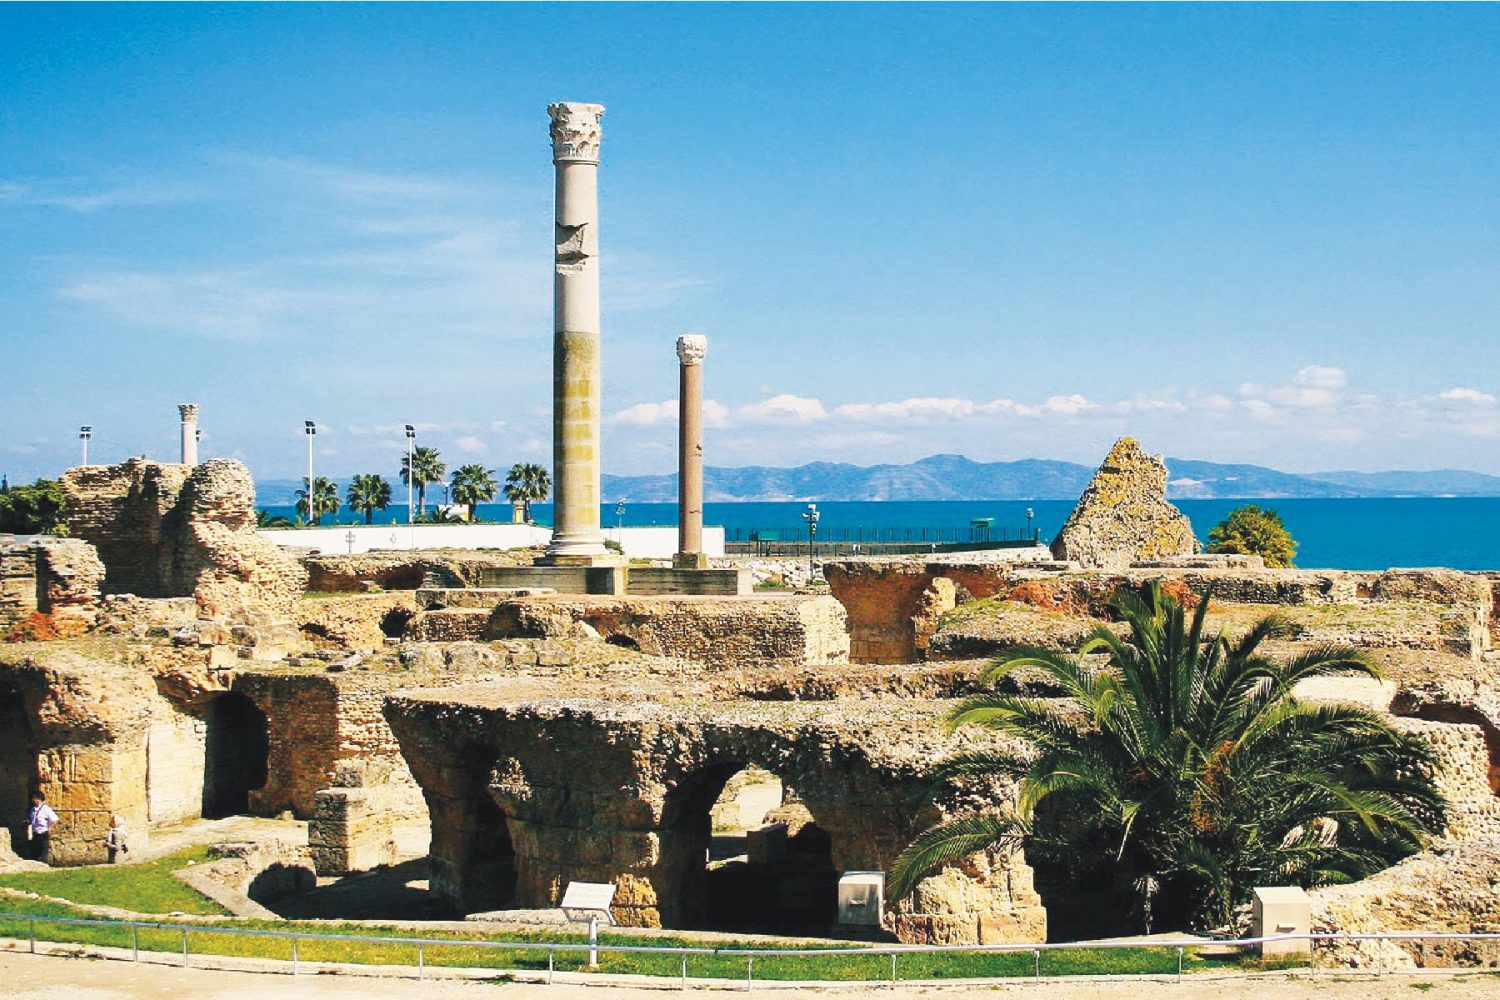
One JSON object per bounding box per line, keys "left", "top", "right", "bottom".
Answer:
{"left": 303, "top": 548, "right": 537, "bottom": 593}
{"left": 384, "top": 690, "right": 1045, "bottom": 943}
{"left": 1050, "top": 437, "right": 1199, "bottom": 570}
{"left": 298, "top": 593, "right": 419, "bottom": 649}
{"left": 0, "top": 536, "right": 105, "bottom": 637}
{"left": 62, "top": 458, "right": 307, "bottom": 618}
{"left": 451, "top": 593, "right": 851, "bottom": 668}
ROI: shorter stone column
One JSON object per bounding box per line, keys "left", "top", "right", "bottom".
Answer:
{"left": 674, "top": 334, "right": 708, "bottom": 569}
{"left": 178, "top": 404, "right": 199, "bottom": 465}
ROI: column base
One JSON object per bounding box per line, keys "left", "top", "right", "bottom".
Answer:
{"left": 672, "top": 552, "right": 710, "bottom": 570}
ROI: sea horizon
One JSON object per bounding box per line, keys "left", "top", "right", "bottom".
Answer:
{"left": 258, "top": 496, "right": 1500, "bottom": 573}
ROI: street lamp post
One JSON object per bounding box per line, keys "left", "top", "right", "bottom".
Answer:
{"left": 79, "top": 425, "right": 92, "bottom": 466}
{"left": 615, "top": 501, "right": 626, "bottom": 546}
{"left": 802, "top": 503, "right": 820, "bottom": 582}
{"left": 304, "top": 420, "right": 317, "bottom": 526}
{"left": 1025, "top": 507, "right": 1035, "bottom": 542}
{"left": 404, "top": 425, "right": 415, "bottom": 525}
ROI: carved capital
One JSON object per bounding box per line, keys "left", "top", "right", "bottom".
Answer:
{"left": 178, "top": 403, "right": 199, "bottom": 421}
{"left": 548, "top": 102, "right": 605, "bottom": 164}
{"left": 676, "top": 334, "right": 708, "bottom": 366}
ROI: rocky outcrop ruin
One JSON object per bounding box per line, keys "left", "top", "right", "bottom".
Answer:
{"left": 62, "top": 458, "right": 307, "bottom": 618}
{"left": 1049, "top": 437, "right": 1199, "bottom": 570}
{"left": 1, "top": 535, "right": 105, "bottom": 638}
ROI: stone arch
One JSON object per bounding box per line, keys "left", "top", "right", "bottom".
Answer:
{"left": 380, "top": 606, "right": 415, "bottom": 639}
{"left": 657, "top": 759, "right": 837, "bottom": 934}
{"left": 422, "top": 745, "right": 519, "bottom": 914}
{"left": 202, "top": 691, "right": 269, "bottom": 818}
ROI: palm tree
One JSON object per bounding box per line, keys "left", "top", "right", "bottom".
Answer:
{"left": 255, "top": 508, "right": 293, "bottom": 529}
{"left": 450, "top": 464, "right": 498, "bottom": 522}
{"left": 294, "top": 476, "right": 340, "bottom": 526}
{"left": 400, "top": 446, "right": 446, "bottom": 515}
{"left": 890, "top": 582, "right": 1444, "bottom": 932}
{"left": 346, "top": 473, "right": 393, "bottom": 525}
{"left": 504, "top": 462, "right": 551, "bottom": 523}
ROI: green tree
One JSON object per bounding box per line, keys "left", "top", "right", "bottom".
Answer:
{"left": 400, "top": 446, "right": 446, "bottom": 515}
{"left": 1207, "top": 504, "right": 1298, "bottom": 567}
{"left": 450, "top": 464, "right": 498, "bottom": 522}
{"left": 503, "top": 462, "right": 551, "bottom": 523}
{"left": 890, "top": 582, "right": 1443, "bottom": 932}
{"left": 0, "top": 479, "right": 68, "bottom": 535}
{"left": 294, "top": 476, "right": 340, "bottom": 526}
{"left": 255, "top": 508, "right": 293, "bottom": 529}
{"left": 345, "top": 473, "right": 393, "bottom": 525}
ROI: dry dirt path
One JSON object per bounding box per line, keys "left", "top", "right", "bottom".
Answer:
{"left": 6, "top": 949, "right": 1500, "bottom": 1000}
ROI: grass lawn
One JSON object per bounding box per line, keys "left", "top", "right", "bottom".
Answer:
{"left": 0, "top": 846, "right": 228, "bottom": 916}
{"left": 0, "top": 892, "right": 1233, "bottom": 981}
{"left": 0, "top": 849, "right": 1248, "bottom": 981}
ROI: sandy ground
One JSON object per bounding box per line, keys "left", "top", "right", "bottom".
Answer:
{"left": 7, "top": 949, "right": 1500, "bottom": 1000}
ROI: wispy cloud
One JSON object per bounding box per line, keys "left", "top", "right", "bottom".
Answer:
{"left": 0, "top": 179, "right": 209, "bottom": 213}
{"left": 45, "top": 154, "right": 703, "bottom": 344}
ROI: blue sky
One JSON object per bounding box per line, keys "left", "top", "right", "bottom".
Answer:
{"left": 3, "top": 3, "right": 1498, "bottom": 483}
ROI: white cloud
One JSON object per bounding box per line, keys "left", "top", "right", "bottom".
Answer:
{"left": 1438, "top": 387, "right": 1497, "bottom": 406}
{"left": 454, "top": 435, "right": 486, "bottom": 455}
{"left": 1240, "top": 364, "right": 1347, "bottom": 410}
{"left": 612, "top": 401, "right": 678, "bottom": 426}
{"left": 736, "top": 394, "right": 829, "bottom": 425}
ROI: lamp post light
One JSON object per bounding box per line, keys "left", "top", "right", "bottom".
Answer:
{"left": 1025, "top": 507, "right": 1035, "bottom": 542}
{"left": 345, "top": 530, "right": 356, "bottom": 555}
{"left": 304, "top": 420, "right": 317, "bottom": 526}
{"left": 79, "top": 426, "right": 92, "bottom": 465}
{"left": 802, "top": 502, "right": 820, "bottom": 582}
{"left": 404, "top": 425, "right": 415, "bottom": 525}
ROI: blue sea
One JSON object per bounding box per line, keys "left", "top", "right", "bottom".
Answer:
{"left": 262, "top": 497, "right": 1500, "bottom": 571}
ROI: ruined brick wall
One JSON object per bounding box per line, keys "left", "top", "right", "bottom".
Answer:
{"left": 62, "top": 458, "right": 307, "bottom": 619}
{"left": 0, "top": 536, "right": 104, "bottom": 637}
{"left": 297, "top": 593, "right": 418, "bottom": 649}
{"left": 385, "top": 692, "right": 1046, "bottom": 943}
{"left": 482, "top": 593, "right": 850, "bottom": 668}
{"left": 1050, "top": 437, "right": 1199, "bottom": 570}
{"left": 303, "top": 549, "right": 537, "bottom": 592}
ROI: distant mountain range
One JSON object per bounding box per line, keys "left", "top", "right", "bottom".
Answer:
{"left": 255, "top": 455, "right": 1500, "bottom": 505}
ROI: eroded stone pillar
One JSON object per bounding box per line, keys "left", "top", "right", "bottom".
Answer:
{"left": 675, "top": 334, "right": 708, "bottom": 569}
{"left": 542, "top": 101, "right": 610, "bottom": 564}
{"left": 178, "top": 403, "right": 199, "bottom": 465}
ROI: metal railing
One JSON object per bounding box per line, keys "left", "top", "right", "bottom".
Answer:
{"left": 6, "top": 911, "right": 1500, "bottom": 988}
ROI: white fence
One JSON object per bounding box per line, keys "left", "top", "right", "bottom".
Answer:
{"left": 259, "top": 523, "right": 724, "bottom": 559}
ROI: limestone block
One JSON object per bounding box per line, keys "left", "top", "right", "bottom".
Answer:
{"left": 1252, "top": 886, "right": 1311, "bottom": 957}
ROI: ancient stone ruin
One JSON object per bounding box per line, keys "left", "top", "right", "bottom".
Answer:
{"left": 61, "top": 457, "right": 306, "bottom": 618}
{"left": 6, "top": 104, "right": 1500, "bottom": 965}
{"left": 1049, "top": 436, "right": 1199, "bottom": 570}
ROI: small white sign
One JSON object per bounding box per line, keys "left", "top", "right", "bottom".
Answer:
{"left": 561, "top": 881, "right": 617, "bottom": 915}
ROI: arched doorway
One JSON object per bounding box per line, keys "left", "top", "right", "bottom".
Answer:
{"left": 202, "top": 692, "right": 269, "bottom": 818}
{"left": 0, "top": 679, "right": 38, "bottom": 849}
{"left": 659, "top": 762, "right": 838, "bottom": 935}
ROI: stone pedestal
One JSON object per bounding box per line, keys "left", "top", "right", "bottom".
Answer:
{"left": 178, "top": 403, "right": 199, "bottom": 465}
{"left": 676, "top": 334, "right": 707, "bottom": 563}
{"left": 1252, "top": 886, "right": 1311, "bottom": 957}
{"left": 542, "top": 102, "right": 610, "bottom": 564}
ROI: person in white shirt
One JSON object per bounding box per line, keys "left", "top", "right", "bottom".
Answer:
{"left": 104, "top": 814, "right": 128, "bottom": 863}
{"left": 26, "top": 792, "right": 60, "bottom": 864}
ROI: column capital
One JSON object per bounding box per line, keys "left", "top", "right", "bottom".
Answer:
{"left": 548, "top": 102, "right": 605, "bottom": 164}
{"left": 676, "top": 334, "right": 708, "bottom": 366}
{"left": 178, "top": 403, "right": 199, "bottom": 420}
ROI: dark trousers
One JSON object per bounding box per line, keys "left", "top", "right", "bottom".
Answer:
{"left": 28, "top": 831, "right": 50, "bottom": 862}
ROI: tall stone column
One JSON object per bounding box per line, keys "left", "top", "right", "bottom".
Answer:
{"left": 544, "top": 101, "right": 609, "bottom": 563}
{"left": 675, "top": 335, "right": 708, "bottom": 569}
{"left": 178, "top": 403, "right": 199, "bottom": 465}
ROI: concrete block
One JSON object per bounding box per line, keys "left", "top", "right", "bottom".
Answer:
{"left": 1252, "top": 886, "right": 1311, "bottom": 957}
{"left": 838, "top": 871, "right": 885, "bottom": 926}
